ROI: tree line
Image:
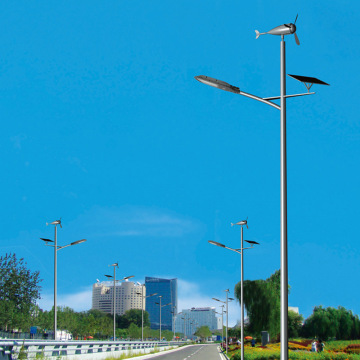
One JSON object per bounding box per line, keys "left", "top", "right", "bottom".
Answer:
{"left": 235, "top": 269, "right": 360, "bottom": 341}
{"left": 2, "top": 253, "right": 360, "bottom": 341}
{"left": 0, "top": 253, "right": 180, "bottom": 340}
{"left": 33, "top": 307, "right": 178, "bottom": 340}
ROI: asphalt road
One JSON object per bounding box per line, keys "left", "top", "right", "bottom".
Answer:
{"left": 143, "top": 344, "right": 222, "bottom": 360}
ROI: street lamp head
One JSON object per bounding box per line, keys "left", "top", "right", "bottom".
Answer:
{"left": 195, "top": 75, "right": 240, "bottom": 94}
{"left": 208, "top": 240, "right": 226, "bottom": 248}
{"left": 105, "top": 274, "right": 113, "bottom": 278}
{"left": 212, "top": 297, "right": 220, "bottom": 302}
{"left": 124, "top": 275, "right": 134, "bottom": 280}
{"left": 70, "top": 239, "right": 86, "bottom": 246}
{"left": 245, "top": 240, "right": 260, "bottom": 245}
{"left": 40, "top": 238, "right": 54, "bottom": 243}
{"left": 110, "top": 262, "right": 118, "bottom": 267}
{"left": 149, "top": 293, "right": 158, "bottom": 297}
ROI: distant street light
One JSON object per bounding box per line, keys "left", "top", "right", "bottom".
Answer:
{"left": 195, "top": 18, "right": 328, "bottom": 360}
{"left": 215, "top": 305, "right": 225, "bottom": 344}
{"left": 177, "top": 312, "right": 187, "bottom": 340}
{"left": 155, "top": 296, "right": 171, "bottom": 341}
{"left": 40, "top": 219, "right": 86, "bottom": 340}
{"left": 213, "top": 293, "right": 234, "bottom": 355}
{"left": 170, "top": 305, "right": 177, "bottom": 340}
{"left": 105, "top": 266, "right": 134, "bottom": 341}
{"left": 136, "top": 284, "right": 157, "bottom": 341}
{"left": 209, "top": 219, "right": 260, "bottom": 360}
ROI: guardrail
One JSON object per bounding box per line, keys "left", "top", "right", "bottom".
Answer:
{"left": 0, "top": 339, "right": 186, "bottom": 360}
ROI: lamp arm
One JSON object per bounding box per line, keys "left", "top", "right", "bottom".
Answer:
{"left": 57, "top": 244, "right": 72, "bottom": 251}
{"left": 239, "top": 90, "right": 281, "bottom": 110}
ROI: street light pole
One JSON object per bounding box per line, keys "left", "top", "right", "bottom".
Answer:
{"left": 195, "top": 20, "right": 328, "bottom": 360}
{"left": 280, "top": 35, "right": 288, "bottom": 359}
{"left": 136, "top": 283, "right": 158, "bottom": 341}
{"left": 210, "top": 231, "right": 259, "bottom": 360}
{"left": 220, "top": 305, "right": 224, "bottom": 344}
{"left": 41, "top": 219, "right": 86, "bottom": 340}
{"left": 225, "top": 290, "right": 229, "bottom": 354}
{"left": 213, "top": 295, "right": 233, "bottom": 355}
{"left": 105, "top": 271, "right": 135, "bottom": 341}
{"left": 171, "top": 306, "right": 177, "bottom": 340}
{"left": 159, "top": 296, "right": 162, "bottom": 340}
{"left": 155, "top": 296, "right": 171, "bottom": 341}
{"left": 231, "top": 220, "right": 250, "bottom": 360}
{"left": 54, "top": 223, "right": 58, "bottom": 340}
{"left": 110, "top": 263, "right": 118, "bottom": 341}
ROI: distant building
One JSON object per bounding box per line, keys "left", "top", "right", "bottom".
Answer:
{"left": 145, "top": 277, "right": 178, "bottom": 331}
{"left": 92, "top": 280, "right": 144, "bottom": 315}
{"left": 175, "top": 307, "right": 218, "bottom": 338}
{"left": 289, "top": 306, "right": 299, "bottom": 314}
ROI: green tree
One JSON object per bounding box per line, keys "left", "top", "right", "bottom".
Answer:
{"left": 236, "top": 269, "right": 285, "bottom": 340}
{"left": 0, "top": 253, "right": 42, "bottom": 331}
{"left": 116, "top": 309, "right": 149, "bottom": 329}
{"left": 288, "top": 310, "right": 303, "bottom": 338}
{"left": 194, "top": 326, "right": 212, "bottom": 342}
{"left": 125, "top": 309, "right": 149, "bottom": 327}
{"left": 302, "top": 306, "right": 360, "bottom": 340}
{"left": 128, "top": 323, "right": 141, "bottom": 339}
{"left": 162, "top": 330, "right": 174, "bottom": 341}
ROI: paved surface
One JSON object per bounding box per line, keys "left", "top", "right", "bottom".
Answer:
{"left": 137, "top": 344, "right": 222, "bottom": 360}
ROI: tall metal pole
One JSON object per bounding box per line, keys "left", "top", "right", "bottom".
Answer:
{"left": 225, "top": 290, "right": 229, "bottom": 355}
{"left": 159, "top": 296, "right": 162, "bottom": 341}
{"left": 141, "top": 285, "right": 144, "bottom": 341}
{"left": 173, "top": 306, "right": 176, "bottom": 340}
{"left": 113, "top": 266, "right": 116, "bottom": 341}
{"left": 54, "top": 225, "right": 57, "bottom": 340}
{"left": 240, "top": 225, "right": 244, "bottom": 360}
{"left": 221, "top": 306, "right": 224, "bottom": 345}
{"left": 280, "top": 35, "right": 288, "bottom": 360}
{"left": 183, "top": 315, "right": 186, "bottom": 340}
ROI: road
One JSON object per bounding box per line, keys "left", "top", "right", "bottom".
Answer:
{"left": 142, "top": 344, "right": 223, "bottom": 360}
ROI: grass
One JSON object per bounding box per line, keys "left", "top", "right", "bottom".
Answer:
{"left": 105, "top": 345, "right": 179, "bottom": 360}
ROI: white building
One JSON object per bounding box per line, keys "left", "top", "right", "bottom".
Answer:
{"left": 92, "top": 280, "right": 145, "bottom": 315}
{"left": 175, "top": 307, "right": 218, "bottom": 338}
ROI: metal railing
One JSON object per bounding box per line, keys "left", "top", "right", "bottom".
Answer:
{"left": 0, "top": 339, "right": 185, "bottom": 360}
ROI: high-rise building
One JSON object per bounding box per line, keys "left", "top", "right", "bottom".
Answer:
{"left": 145, "top": 277, "right": 177, "bottom": 331}
{"left": 175, "top": 307, "right": 218, "bottom": 338}
{"left": 92, "top": 280, "right": 145, "bottom": 315}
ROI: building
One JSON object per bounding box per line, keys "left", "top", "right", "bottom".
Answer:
{"left": 145, "top": 277, "right": 178, "bottom": 331}
{"left": 175, "top": 307, "right": 218, "bottom": 338}
{"left": 92, "top": 280, "right": 145, "bottom": 315}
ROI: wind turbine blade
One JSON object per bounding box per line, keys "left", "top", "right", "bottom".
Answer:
{"left": 294, "top": 33, "right": 300, "bottom": 45}
{"left": 294, "top": 14, "right": 298, "bottom": 24}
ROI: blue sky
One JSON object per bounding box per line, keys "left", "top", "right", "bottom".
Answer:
{"left": 1, "top": 0, "right": 359, "bottom": 326}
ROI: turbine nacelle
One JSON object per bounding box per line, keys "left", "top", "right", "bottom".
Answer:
{"left": 255, "top": 15, "right": 300, "bottom": 45}
{"left": 46, "top": 219, "right": 62, "bottom": 228}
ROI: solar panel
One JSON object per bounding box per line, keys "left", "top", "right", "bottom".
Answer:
{"left": 287, "top": 74, "right": 329, "bottom": 86}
